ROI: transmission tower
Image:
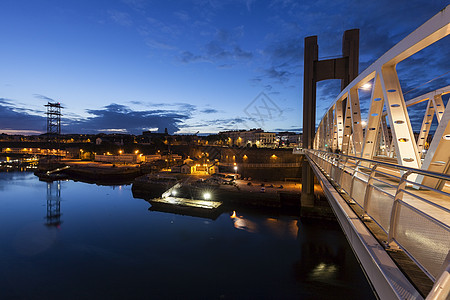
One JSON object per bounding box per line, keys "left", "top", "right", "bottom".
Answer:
{"left": 45, "top": 101, "right": 63, "bottom": 148}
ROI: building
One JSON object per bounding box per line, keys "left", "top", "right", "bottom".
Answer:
{"left": 277, "top": 132, "right": 302, "bottom": 147}
{"left": 94, "top": 153, "right": 144, "bottom": 164}
{"left": 220, "top": 129, "right": 276, "bottom": 147}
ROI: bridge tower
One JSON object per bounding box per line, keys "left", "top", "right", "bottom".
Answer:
{"left": 302, "top": 29, "right": 359, "bottom": 207}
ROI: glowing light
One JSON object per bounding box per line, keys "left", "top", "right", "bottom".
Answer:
{"left": 361, "top": 82, "right": 372, "bottom": 90}
{"left": 171, "top": 190, "right": 177, "bottom": 196}
{"left": 135, "top": 150, "right": 139, "bottom": 154}
{"left": 203, "top": 192, "right": 211, "bottom": 200}
{"left": 361, "top": 121, "right": 367, "bottom": 127}
{"left": 119, "top": 150, "right": 123, "bottom": 154}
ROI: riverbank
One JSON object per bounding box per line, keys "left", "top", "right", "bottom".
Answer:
{"left": 35, "top": 159, "right": 333, "bottom": 220}
{"left": 36, "top": 159, "right": 142, "bottom": 184}
{"left": 131, "top": 172, "right": 330, "bottom": 216}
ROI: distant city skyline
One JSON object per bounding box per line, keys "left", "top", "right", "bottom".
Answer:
{"left": 1, "top": 0, "right": 448, "bottom": 135}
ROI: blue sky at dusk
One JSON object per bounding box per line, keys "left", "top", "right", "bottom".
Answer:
{"left": 0, "top": 0, "right": 448, "bottom": 135}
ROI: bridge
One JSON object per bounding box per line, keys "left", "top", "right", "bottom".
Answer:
{"left": 299, "top": 6, "right": 450, "bottom": 300}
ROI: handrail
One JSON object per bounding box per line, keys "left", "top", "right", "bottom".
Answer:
{"left": 305, "top": 149, "right": 450, "bottom": 183}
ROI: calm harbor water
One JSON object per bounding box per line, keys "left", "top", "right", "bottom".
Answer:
{"left": 0, "top": 171, "right": 376, "bottom": 299}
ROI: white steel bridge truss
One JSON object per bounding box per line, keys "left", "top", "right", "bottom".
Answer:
{"left": 307, "top": 6, "right": 450, "bottom": 300}
{"left": 313, "top": 6, "right": 450, "bottom": 189}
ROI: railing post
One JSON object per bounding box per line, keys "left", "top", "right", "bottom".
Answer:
{"left": 362, "top": 163, "right": 379, "bottom": 221}
{"left": 337, "top": 155, "right": 348, "bottom": 188}
{"left": 387, "top": 170, "right": 412, "bottom": 251}
{"left": 348, "top": 160, "right": 362, "bottom": 203}
{"left": 426, "top": 260, "right": 450, "bottom": 300}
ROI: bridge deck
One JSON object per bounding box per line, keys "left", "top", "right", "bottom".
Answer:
{"left": 343, "top": 192, "right": 435, "bottom": 296}
{"left": 305, "top": 151, "right": 450, "bottom": 299}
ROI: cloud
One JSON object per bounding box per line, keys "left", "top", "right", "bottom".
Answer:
{"left": 65, "top": 103, "right": 190, "bottom": 134}
{"left": 174, "top": 11, "right": 190, "bottom": 22}
{"left": 174, "top": 103, "right": 197, "bottom": 113}
{"left": 129, "top": 100, "right": 144, "bottom": 105}
{"left": 180, "top": 51, "right": 205, "bottom": 63}
{"left": 33, "top": 94, "right": 57, "bottom": 102}
{"left": 265, "top": 37, "right": 303, "bottom": 64}
{"left": 146, "top": 39, "right": 175, "bottom": 50}
{"left": 179, "top": 27, "right": 252, "bottom": 64}
{"left": 121, "top": 0, "right": 147, "bottom": 11}
{"left": 246, "top": 0, "right": 256, "bottom": 11}
{"left": 233, "top": 46, "right": 253, "bottom": 59}
{"left": 184, "top": 116, "right": 250, "bottom": 129}
{"left": 205, "top": 40, "right": 232, "bottom": 59}
{"left": 254, "top": 36, "right": 303, "bottom": 87}
{"left": 275, "top": 127, "right": 302, "bottom": 132}
{"left": 263, "top": 67, "right": 294, "bottom": 83}
{"left": 0, "top": 100, "right": 194, "bottom": 135}
{"left": 201, "top": 108, "right": 218, "bottom": 114}
{"left": 127, "top": 101, "right": 198, "bottom": 114}
{"left": 0, "top": 100, "right": 46, "bottom": 132}
{"left": 108, "top": 10, "right": 132, "bottom": 26}
{"left": 145, "top": 17, "right": 181, "bottom": 36}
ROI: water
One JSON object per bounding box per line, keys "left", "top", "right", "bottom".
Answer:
{"left": 0, "top": 172, "right": 376, "bottom": 299}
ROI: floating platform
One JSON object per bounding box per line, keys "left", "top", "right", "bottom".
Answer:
{"left": 149, "top": 197, "right": 223, "bottom": 220}
{"left": 150, "top": 197, "right": 222, "bottom": 210}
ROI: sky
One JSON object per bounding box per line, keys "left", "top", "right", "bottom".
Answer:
{"left": 0, "top": 0, "right": 449, "bottom": 135}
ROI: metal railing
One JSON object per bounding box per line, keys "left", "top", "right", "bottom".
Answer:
{"left": 305, "top": 149, "right": 450, "bottom": 284}
{"left": 219, "top": 162, "right": 301, "bottom": 168}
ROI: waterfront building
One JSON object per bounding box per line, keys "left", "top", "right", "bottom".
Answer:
{"left": 95, "top": 153, "right": 144, "bottom": 164}
{"left": 277, "top": 132, "right": 302, "bottom": 147}
{"left": 220, "top": 128, "right": 276, "bottom": 147}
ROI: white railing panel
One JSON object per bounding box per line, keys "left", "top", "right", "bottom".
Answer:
{"left": 352, "top": 177, "right": 367, "bottom": 207}
{"left": 341, "top": 171, "right": 353, "bottom": 196}
{"left": 366, "top": 188, "right": 394, "bottom": 233}
{"left": 395, "top": 202, "right": 450, "bottom": 280}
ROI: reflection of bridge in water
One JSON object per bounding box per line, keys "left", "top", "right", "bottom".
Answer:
{"left": 299, "top": 6, "right": 450, "bottom": 300}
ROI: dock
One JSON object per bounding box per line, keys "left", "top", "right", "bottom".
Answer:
{"left": 150, "top": 197, "right": 222, "bottom": 210}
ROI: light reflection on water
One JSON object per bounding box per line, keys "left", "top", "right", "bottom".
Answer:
{"left": 0, "top": 172, "right": 376, "bottom": 299}
{"left": 230, "top": 210, "right": 258, "bottom": 233}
